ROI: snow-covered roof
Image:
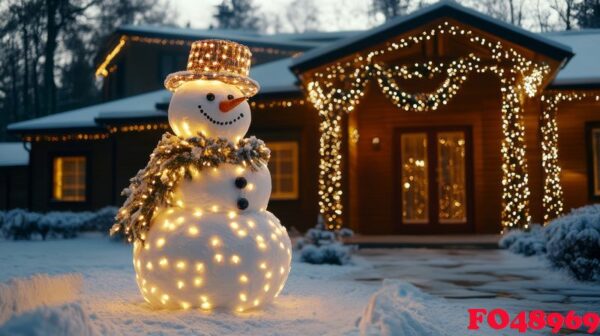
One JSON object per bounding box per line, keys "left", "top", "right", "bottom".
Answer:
{"left": 0, "top": 142, "right": 29, "bottom": 166}
{"left": 291, "top": 0, "right": 573, "bottom": 72}
{"left": 544, "top": 29, "right": 600, "bottom": 87}
{"left": 7, "top": 90, "right": 172, "bottom": 133}
{"left": 117, "top": 25, "right": 321, "bottom": 50}
{"left": 8, "top": 58, "right": 299, "bottom": 133}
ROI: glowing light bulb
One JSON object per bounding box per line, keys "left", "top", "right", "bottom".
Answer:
{"left": 231, "top": 255, "right": 241, "bottom": 264}
{"left": 211, "top": 205, "right": 219, "bottom": 212}
{"left": 230, "top": 222, "right": 239, "bottom": 230}
{"left": 194, "top": 277, "right": 203, "bottom": 287}
{"left": 195, "top": 263, "right": 205, "bottom": 272}
{"left": 156, "top": 238, "right": 166, "bottom": 248}
{"left": 239, "top": 293, "right": 247, "bottom": 302}
{"left": 265, "top": 272, "right": 272, "bottom": 279}
{"left": 211, "top": 237, "right": 221, "bottom": 247}
{"left": 188, "top": 226, "right": 199, "bottom": 236}
{"left": 264, "top": 284, "right": 270, "bottom": 292}
{"left": 177, "top": 280, "right": 185, "bottom": 289}
{"left": 214, "top": 254, "right": 223, "bottom": 263}
{"left": 193, "top": 209, "right": 203, "bottom": 217}
{"left": 237, "top": 229, "right": 247, "bottom": 237}
{"left": 159, "top": 257, "right": 168, "bottom": 267}
{"left": 176, "top": 261, "right": 186, "bottom": 270}
{"left": 146, "top": 262, "right": 153, "bottom": 270}
{"left": 239, "top": 274, "right": 248, "bottom": 283}
{"left": 228, "top": 211, "right": 237, "bottom": 219}
{"left": 259, "top": 262, "right": 267, "bottom": 269}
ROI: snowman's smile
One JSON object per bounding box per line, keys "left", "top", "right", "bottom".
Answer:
{"left": 197, "top": 104, "right": 244, "bottom": 126}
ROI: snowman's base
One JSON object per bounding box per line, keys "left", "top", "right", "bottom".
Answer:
{"left": 132, "top": 209, "right": 292, "bottom": 311}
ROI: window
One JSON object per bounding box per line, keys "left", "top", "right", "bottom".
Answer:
{"left": 52, "top": 156, "right": 86, "bottom": 202}
{"left": 268, "top": 142, "right": 299, "bottom": 200}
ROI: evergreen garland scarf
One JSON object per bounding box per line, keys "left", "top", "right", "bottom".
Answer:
{"left": 110, "top": 132, "right": 271, "bottom": 244}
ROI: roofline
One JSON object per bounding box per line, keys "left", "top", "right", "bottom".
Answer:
{"left": 116, "top": 25, "right": 320, "bottom": 50}
{"left": 546, "top": 82, "right": 600, "bottom": 90}
{"left": 291, "top": 1, "right": 574, "bottom": 73}
{"left": 7, "top": 125, "right": 106, "bottom": 135}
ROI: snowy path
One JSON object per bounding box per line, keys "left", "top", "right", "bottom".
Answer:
{"left": 0, "top": 236, "right": 598, "bottom": 335}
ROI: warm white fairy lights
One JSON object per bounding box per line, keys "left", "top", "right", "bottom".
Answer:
{"left": 540, "top": 91, "right": 600, "bottom": 223}
{"left": 305, "top": 21, "right": 550, "bottom": 231}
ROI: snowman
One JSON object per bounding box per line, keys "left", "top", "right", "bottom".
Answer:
{"left": 113, "top": 40, "right": 292, "bottom": 312}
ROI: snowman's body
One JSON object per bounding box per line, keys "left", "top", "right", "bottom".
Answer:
{"left": 132, "top": 80, "right": 292, "bottom": 311}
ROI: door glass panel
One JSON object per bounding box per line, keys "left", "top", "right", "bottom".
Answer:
{"left": 401, "top": 133, "right": 428, "bottom": 223}
{"left": 437, "top": 132, "right": 467, "bottom": 223}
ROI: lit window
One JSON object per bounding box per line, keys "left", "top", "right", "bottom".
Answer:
{"left": 268, "top": 142, "right": 299, "bottom": 200}
{"left": 52, "top": 156, "right": 86, "bottom": 202}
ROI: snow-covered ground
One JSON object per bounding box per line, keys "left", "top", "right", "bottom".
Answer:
{"left": 0, "top": 235, "right": 598, "bottom": 335}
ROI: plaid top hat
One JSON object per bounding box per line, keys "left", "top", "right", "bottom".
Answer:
{"left": 164, "top": 39, "right": 260, "bottom": 97}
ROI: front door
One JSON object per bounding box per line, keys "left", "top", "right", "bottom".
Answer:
{"left": 395, "top": 127, "right": 473, "bottom": 233}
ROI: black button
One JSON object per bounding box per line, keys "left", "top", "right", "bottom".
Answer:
{"left": 235, "top": 177, "right": 247, "bottom": 189}
{"left": 237, "top": 197, "right": 249, "bottom": 210}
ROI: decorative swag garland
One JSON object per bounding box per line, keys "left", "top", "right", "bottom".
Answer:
{"left": 110, "top": 132, "right": 271, "bottom": 244}
{"left": 374, "top": 53, "right": 480, "bottom": 112}
{"left": 306, "top": 21, "right": 550, "bottom": 231}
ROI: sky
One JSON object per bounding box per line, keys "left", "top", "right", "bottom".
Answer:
{"left": 168, "top": 0, "right": 566, "bottom": 33}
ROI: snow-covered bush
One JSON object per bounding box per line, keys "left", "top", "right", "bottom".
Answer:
{"left": 500, "top": 205, "right": 600, "bottom": 282}
{"left": 81, "top": 207, "right": 117, "bottom": 232}
{"left": 498, "top": 224, "right": 546, "bottom": 256}
{"left": 296, "top": 216, "right": 354, "bottom": 265}
{"left": 1, "top": 209, "right": 42, "bottom": 240}
{"left": 0, "top": 208, "right": 118, "bottom": 240}
{"left": 545, "top": 205, "right": 600, "bottom": 282}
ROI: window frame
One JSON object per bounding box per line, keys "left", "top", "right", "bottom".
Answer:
{"left": 268, "top": 141, "right": 300, "bottom": 201}
{"left": 49, "top": 153, "right": 90, "bottom": 204}
{"left": 586, "top": 122, "right": 600, "bottom": 200}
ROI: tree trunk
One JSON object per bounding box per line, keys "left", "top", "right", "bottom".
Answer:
{"left": 22, "top": 26, "right": 30, "bottom": 117}
{"left": 44, "top": 0, "right": 58, "bottom": 116}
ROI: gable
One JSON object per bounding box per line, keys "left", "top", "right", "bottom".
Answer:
{"left": 291, "top": 1, "right": 573, "bottom": 74}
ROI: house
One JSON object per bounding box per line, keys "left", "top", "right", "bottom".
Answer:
{"left": 4, "top": 1, "right": 600, "bottom": 235}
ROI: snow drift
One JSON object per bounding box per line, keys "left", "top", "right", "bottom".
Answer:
{"left": 0, "top": 273, "right": 83, "bottom": 325}
{"left": 0, "top": 303, "right": 96, "bottom": 336}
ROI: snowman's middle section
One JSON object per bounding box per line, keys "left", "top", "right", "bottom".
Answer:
{"left": 175, "top": 163, "right": 271, "bottom": 213}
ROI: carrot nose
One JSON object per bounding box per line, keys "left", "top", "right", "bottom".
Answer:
{"left": 219, "top": 97, "right": 246, "bottom": 113}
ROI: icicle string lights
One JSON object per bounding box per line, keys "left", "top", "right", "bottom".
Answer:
{"left": 305, "top": 21, "right": 550, "bottom": 231}
{"left": 540, "top": 91, "right": 600, "bottom": 223}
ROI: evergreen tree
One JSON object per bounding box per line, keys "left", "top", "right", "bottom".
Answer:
{"left": 212, "top": 0, "right": 262, "bottom": 31}
{"left": 576, "top": 0, "right": 600, "bottom": 28}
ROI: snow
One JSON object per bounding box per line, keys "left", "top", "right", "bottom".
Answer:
{"left": 0, "top": 303, "right": 97, "bottom": 336}
{"left": 545, "top": 30, "right": 600, "bottom": 87}
{"left": 0, "top": 274, "right": 82, "bottom": 324}
{"left": 249, "top": 58, "right": 299, "bottom": 94}
{"left": 0, "top": 236, "right": 598, "bottom": 335}
{"left": 0, "top": 143, "right": 29, "bottom": 167}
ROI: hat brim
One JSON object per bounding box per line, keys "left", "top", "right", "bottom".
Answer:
{"left": 164, "top": 71, "right": 260, "bottom": 97}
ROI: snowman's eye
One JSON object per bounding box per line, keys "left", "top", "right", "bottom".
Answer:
{"left": 227, "top": 94, "right": 234, "bottom": 100}
{"left": 206, "top": 93, "right": 215, "bottom": 101}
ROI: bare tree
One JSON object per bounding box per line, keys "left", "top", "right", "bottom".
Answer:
{"left": 468, "top": 0, "right": 525, "bottom": 26}
{"left": 550, "top": 0, "right": 578, "bottom": 30}
{"left": 212, "top": 0, "right": 263, "bottom": 31}
{"left": 287, "top": 0, "right": 320, "bottom": 33}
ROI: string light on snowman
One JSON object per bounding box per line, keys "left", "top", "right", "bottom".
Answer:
{"left": 112, "top": 39, "right": 292, "bottom": 312}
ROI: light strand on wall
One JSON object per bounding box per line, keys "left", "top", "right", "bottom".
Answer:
{"left": 305, "top": 21, "right": 550, "bottom": 231}
{"left": 540, "top": 91, "right": 600, "bottom": 223}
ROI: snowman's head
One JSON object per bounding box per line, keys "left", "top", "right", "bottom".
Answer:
{"left": 168, "top": 80, "right": 251, "bottom": 142}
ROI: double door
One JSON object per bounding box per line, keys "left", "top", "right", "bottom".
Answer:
{"left": 395, "top": 127, "right": 473, "bottom": 233}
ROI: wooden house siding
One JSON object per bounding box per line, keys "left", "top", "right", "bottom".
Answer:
{"left": 556, "top": 98, "right": 600, "bottom": 212}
